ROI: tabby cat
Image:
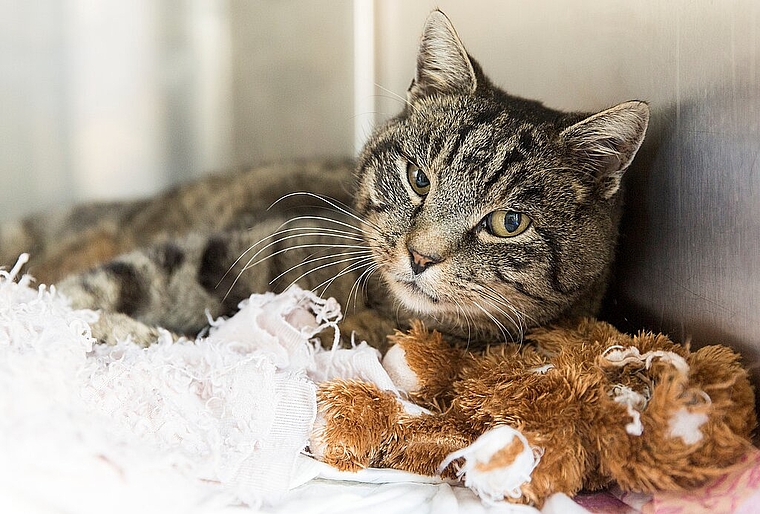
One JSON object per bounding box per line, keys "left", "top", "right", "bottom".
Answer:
{"left": 0, "top": 11, "right": 649, "bottom": 351}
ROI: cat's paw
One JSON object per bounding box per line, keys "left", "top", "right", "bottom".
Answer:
{"left": 91, "top": 311, "right": 175, "bottom": 347}
{"left": 440, "top": 425, "right": 543, "bottom": 505}
{"left": 311, "top": 380, "right": 403, "bottom": 472}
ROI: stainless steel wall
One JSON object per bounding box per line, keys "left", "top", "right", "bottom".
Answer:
{"left": 229, "top": 0, "right": 355, "bottom": 166}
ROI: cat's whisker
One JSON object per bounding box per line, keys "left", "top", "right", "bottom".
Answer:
{"left": 472, "top": 301, "right": 513, "bottom": 345}
{"left": 347, "top": 263, "right": 379, "bottom": 314}
{"left": 373, "top": 83, "right": 418, "bottom": 114}
{"left": 279, "top": 215, "right": 369, "bottom": 237}
{"left": 286, "top": 258, "right": 374, "bottom": 297}
{"left": 303, "top": 209, "right": 384, "bottom": 245}
{"left": 225, "top": 240, "right": 369, "bottom": 301}
{"left": 218, "top": 225, "right": 364, "bottom": 290}
{"left": 479, "top": 290, "right": 526, "bottom": 334}
{"left": 236, "top": 228, "right": 366, "bottom": 276}
{"left": 322, "top": 264, "right": 377, "bottom": 306}
{"left": 480, "top": 289, "right": 538, "bottom": 346}
{"left": 483, "top": 286, "right": 538, "bottom": 329}
{"left": 483, "top": 297, "right": 523, "bottom": 343}
{"left": 356, "top": 265, "right": 380, "bottom": 312}
{"left": 478, "top": 295, "right": 524, "bottom": 344}
{"left": 226, "top": 226, "right": 362, "bottom": 277}
{"left": 271, "top": 192, "right": 383, "bottom": 233}
{"left": 242, "top": 242, "right": 369, "bottom": 274}
{"left": 451, "top": 296, "right": 475, "bottom": 346}
{"left": 308, "top": 257, "right": 375, "bottom": 298}
{"left": 284, "top": 225, "right": 363, "bottom": 237}
{"left": 269, "top": 249, "right": 373, "bottom": 285}
{"left": 268, "top": 226, "right": 365, "bottom": 244}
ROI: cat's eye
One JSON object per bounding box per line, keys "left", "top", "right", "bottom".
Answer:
{"left": 406, "top": 161, "right": 431, "bottom": 196}
{"left": 483, "top": 210, "right": 532, "bottom": 238}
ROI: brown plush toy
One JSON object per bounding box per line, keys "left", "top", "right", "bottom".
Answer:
{"left": 310, "top": 318, "right": 757, "bottom": 506}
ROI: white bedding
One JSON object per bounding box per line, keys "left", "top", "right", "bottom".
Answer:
{"left": 0, "top": 255, "right": 589, "bottom": 514}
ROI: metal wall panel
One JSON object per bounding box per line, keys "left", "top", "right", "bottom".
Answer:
{"left": 229, "top": 0, "right": 355, "bottom": 166}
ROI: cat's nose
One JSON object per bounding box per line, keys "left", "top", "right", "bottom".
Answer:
{"left": 408, "top": 247, "right": 442, "bottom": 275}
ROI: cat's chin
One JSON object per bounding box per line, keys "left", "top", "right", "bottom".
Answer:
{"left": 386, "top": 279, "right": 452, "bottom": 316}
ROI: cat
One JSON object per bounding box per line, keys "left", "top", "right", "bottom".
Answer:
{"left": 0, "top": 10, "right": 648, "bottom": 351}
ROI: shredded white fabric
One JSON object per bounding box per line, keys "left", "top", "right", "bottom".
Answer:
{"left": 668, "top": 408, "right": 710, "bottom": 444}
{"left": 667, "top": 390, "right": 712, "bottom": 444}
{"left": 610, "top": 384, "right": 648, "bottom": 436}
{"left": 604, "top": 345, "right": 707, "bottom": 438}
{"left": 529, "top": 364, "right": 554, "bottom": 375}
{"left": 439, "top": 425, "right": 544, "bottom": 504}
{"left": 310, "top": 340, "right": 399, "bottom": 392}
{"left": 602, "top": 345, "right": 690, "bottom": 375}
{"left": 0, "top": 254, "right": 577, "bottom": 514}
{"left": 0, "top": 255, "right": 334, "bottom": 511}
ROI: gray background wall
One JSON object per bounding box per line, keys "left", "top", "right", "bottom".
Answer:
{"left": 2, "top": 1, "right": 758, "bottom": 382}
{"left": 1, "top": 0, "right": 357, "bottom": 220}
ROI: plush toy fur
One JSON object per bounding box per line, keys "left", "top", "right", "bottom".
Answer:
{"left": 311, "top": 318, "right": 757, "bottom": 506}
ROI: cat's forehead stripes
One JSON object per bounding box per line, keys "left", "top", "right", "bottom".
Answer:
{"left": 425, "top": 119, "right": 540, "bottom": 203}
{"left": 425, "top": 122, "right": 493, "bottom": 175}
{"left": 478, "top": 143, "right": 526, "bottom": 197}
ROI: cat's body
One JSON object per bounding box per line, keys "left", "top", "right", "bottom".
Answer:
{"left": 1, "top": 11, "right": 649, "bottom": 350}
{"left": 0, "top": 159, "right": 354, "bottom": 285}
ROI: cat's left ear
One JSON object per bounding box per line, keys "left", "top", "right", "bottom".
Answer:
{"left": 408, "top": 10, "right": 478, "bottom": 102}
{"left": 561, "top": 101, "right": 650, "bottom": 199}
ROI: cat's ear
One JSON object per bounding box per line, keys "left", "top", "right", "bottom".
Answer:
{"left": 407, "top": 10, "right": 478, "bottom": 102}
{"left": 561, "top": 101, "right": 650, "bottom": 199}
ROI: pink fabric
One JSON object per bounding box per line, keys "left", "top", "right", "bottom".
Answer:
{"left": 596, "top": 447, "right": 760, "bottom": 513}
{"left": 574, "top": 490, "right": 641, "bottom": 513}
{"left": 645, "top": 447, "right": 760, "bottom": 513}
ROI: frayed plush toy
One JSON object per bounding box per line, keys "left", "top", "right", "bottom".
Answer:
{"left": 310, "top": 318, "right": 756, "bottom": 506}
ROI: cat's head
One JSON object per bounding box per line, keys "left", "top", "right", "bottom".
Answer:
{"left": 355, "top": 10, "right": 649, "bottom": 341}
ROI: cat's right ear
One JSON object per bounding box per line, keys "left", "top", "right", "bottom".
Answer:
{"left": 407, "top": 10, "right": 478, "bottom": 102}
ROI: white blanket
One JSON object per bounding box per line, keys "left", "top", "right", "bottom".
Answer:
{"left": 0, "top": 255, "right": 586, "bottom": 514}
